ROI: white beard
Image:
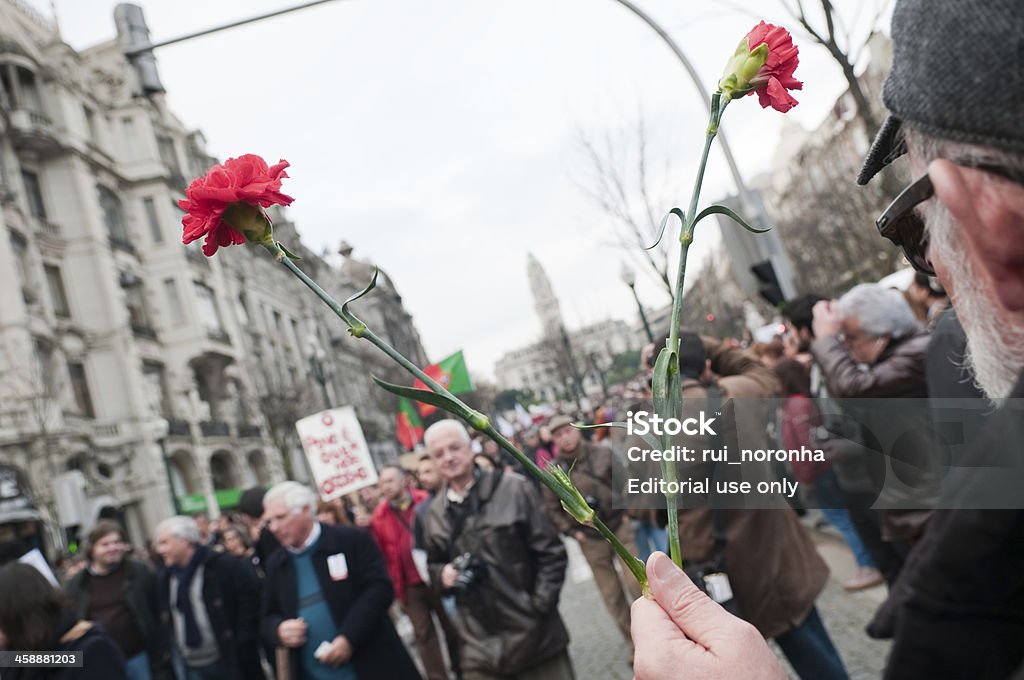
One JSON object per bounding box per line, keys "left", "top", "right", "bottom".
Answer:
{"left": 928, "top": 203, "right": 1024, "bottom": 399}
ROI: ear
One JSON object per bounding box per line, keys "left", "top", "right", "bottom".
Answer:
{"left": 929, "top": 159, "right": 1024, "bottom": 312}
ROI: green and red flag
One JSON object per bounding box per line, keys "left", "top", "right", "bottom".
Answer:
{"left": 396, "top": 397, "right": 424, "bottom": 450}
{"left": 413, "top": 350, "right": 473, "bottom": 416}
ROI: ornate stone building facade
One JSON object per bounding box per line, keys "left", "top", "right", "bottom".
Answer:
{"left": 0, "top": 0, "right": 425, "bottom": 551}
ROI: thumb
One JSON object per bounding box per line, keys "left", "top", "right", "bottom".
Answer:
{"left": 646, "top": 552, "right": 735, "bottom": 648}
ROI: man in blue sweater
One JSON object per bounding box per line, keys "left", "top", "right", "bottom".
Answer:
{"left": 260, "top": 481, "right": 421, "bottom": 680}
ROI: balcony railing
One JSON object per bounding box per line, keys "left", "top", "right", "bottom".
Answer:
{"left": 167, "top": 419, "right": 191, "bottom": 436}
{"left": 109, "top": 236, "right": 137, "bottom": 254}
{"left": 131, "top": 323, "right": 158, "bottom": 339}
{"left": 206, "top": 329, "right": 231, "bottom": 345}
{"left": 199, "top": 420, "right": 229, "bottom": 437}
{"left": 238, "top": 423, "right": 261, "bottom": 438}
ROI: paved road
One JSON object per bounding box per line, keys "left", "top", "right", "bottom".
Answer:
{"left": 559, "top": 524, "right": 892, "bottom": 680}
{"left": 400, "top": 521, "right": 892, "bottom": 679}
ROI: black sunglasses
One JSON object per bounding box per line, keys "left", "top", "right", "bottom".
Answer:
{"left": 876, "top": 160, "right": 1024, "bottom": 276}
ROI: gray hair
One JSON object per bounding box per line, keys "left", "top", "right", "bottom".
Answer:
{"left": 264, "top": 481, "right": 318, "bottom": 518}
{"left": 838, "top": 283, "right": 919, "bottom": 340}
{"left": 155, "top": 516, "right": 200, "bottom": 544}
{"left": 424, "top": 419, "right": 470, "bottom": 448}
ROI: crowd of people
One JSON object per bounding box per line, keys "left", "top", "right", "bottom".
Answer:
{"left": 0, "top": 1, "right": 1020, "bottom": 678}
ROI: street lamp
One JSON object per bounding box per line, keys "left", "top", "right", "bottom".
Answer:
{"left": 307, "top": 336, "right": 332, "bottom": 410}
{"left": 621, "top": 263, "right": 655, "bottom": 344}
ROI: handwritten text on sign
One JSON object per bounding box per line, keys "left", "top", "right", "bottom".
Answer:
{"left": 296, "top": 406, "right": 378, "bottom": 501}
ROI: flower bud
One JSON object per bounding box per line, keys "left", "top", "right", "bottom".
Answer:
{"left": 222, "top": 202, "right": 274, "bottom": 245}
{"left": 718, "top": 41, "right": 769, "bottom": 100}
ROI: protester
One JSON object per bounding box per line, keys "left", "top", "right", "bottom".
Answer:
{"left": 353, "top": 485, "right": 382, "bottom": 528}
{"left": 775, "top": 358, "right": 883, "bottom": 591}
{"left": 905, "top": 273, "right": 948, "bottom": 328}
{"left": 371, "top": 465, "right": 459, "bottom": 680}
{"left": 190, "top": 513, "right": 216, "bottom": 547}
{"left": 421, "top": 419, "right": 575, "bottom": 680}
{"left": 64, "top": 520, "right": 170, "bottom": 680}
{"left": 260, "top": 481, "right": 421, "bottom": 679}
{"left": 544, "top": 413, "right": 642, "bottom": 642}
{"left": 154, "top": 516, "right": 265, "bottom": 680}
{"left": 316, "top": 500, "right": 349, "bottom": 527}
{"left": 811, "top": 283, "right": 933, "bottom": 583}
{"left": 236, "top": 486, "right": 282, "bottom": 573}
{"left": 674, "top": 333, "right": 848, "bottom": 680}
{"left": 631, "top": 2, "right": 1024, "bottom": 677}
{"left": 0, "top": 563, "right": 128, "bottom": 680}
{"left": 220, "top": 524, "right": 253, "bottom": 560}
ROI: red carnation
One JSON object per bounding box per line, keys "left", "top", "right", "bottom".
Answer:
{"left": 180, "top": 154, "right": 294, "bottom": 256}
{"left": 719, "top": 21, "right": 802, "bottom": 113}
{"left": 745, "top": 21, "right": 802, "bottom": 112}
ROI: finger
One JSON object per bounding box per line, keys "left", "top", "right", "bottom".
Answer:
{"left": 645, "top": 552, "right": 736, "bottom": 649}
{"left": 631, "top": 598, "right": 710, "bottom": 680}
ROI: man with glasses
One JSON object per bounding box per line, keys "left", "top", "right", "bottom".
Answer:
{"left": 629, "top": 1, "right": 1024, "bottom": 678}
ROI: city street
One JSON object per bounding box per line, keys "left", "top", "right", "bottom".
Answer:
{"left": 397, "top": 521, "right": 893, "bottom": 679}
{"left": 558, "top": 524, "right": 892, "bottom": 680}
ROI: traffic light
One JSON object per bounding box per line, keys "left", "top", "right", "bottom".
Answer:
{"left": 115, "top": 4, "right": 166, "bottom": 95}
{"left": 750, "top": 260, "right": 786, "bottom": 307}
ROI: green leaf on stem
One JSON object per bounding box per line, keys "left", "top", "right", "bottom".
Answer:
{"left": 693, "top": 204, "right": 771, "bottom": 234}
{"left": 370, "top": 376, "right": 471, "bottom": 419}
{"left": 277, "top": 242, "right": 302, "bottom": 260}
{"left": 643, "top": 207, "right": 686, "bottom": 251}
{"left": 342, "top": 268, "right": 379, "bottom": 314}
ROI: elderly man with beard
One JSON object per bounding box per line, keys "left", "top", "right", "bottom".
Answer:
{"left": 628, "top": 1, "right": 1024, "bottom": 679}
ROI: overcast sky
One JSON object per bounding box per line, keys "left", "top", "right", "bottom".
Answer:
{"left": 31, "top": 0, "right": 890, "bottom": 380}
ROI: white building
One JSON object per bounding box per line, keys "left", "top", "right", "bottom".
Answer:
{"left": 495, "top": 254, "right": 637, "bottom": 403}
{"left": 0, "top": 0, "right": 425, "bottom": 553}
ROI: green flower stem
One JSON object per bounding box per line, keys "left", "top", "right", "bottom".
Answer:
{"left": 268, "top": 244, "right": 458, "bottom": 403}
{"left": 661, "top": 92, "right": 729, "bottom": 569}
{"left": 264, "top": 242, "right": 648, "bottom": 591}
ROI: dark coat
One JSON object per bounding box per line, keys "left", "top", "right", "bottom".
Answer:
{"left": 157, "top": 549, "right": 265, "bottom": 680}
{"left": 3, "top": 615, "right": 127, "bottom": 680}
{"left": 422, "top": 468, "right": 569, "bottom": 676}
{"left": 812, "top": 331, "right": 937, "bottom": 539}
{"left": 672, "top": 343, "right": 830, "bottom": 640}
{"left": 877, "top": 372, "right": 1024, "bottom": 680}
{"left": 64, "top": 558, "right": 170, "bottom": 679}
{"left": 261, "top": 522, "right": 421, "bottom": 680}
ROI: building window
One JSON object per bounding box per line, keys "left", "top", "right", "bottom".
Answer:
{"left": 163, "top": 278, "right": 185, "bottom": 325}
{"left": 9, "top": 231, "right": 34, "bottom": 303}
{"left": 97, "top": 186, "right": 132, "bottom": 250}
{"left": 16, "top": 67, "right": 43, "bottom": 112}
{"left": 21, "top": 171, "right": 46, "bottom": 219}
{"left": 33, "top": 340, "right": 55, "bottom": 397}
{"left": 67, "top": 362, "right": 95, "bottom": 418}
{"left": 43, "top": 264, "right": 70, "bottom": 318}
{"left": 141, "top": 361, "right": 168, "bottom": 416}
{"left": 193, "top": 281, "right": 226, "bottom": 337}
{"left": 236, "top": 293, "right": 250, "bottom": 326}
{"left": 123, "top": 275, "right": 154, "bottom": 336}
{"left": 142, "top": 197, "right": 162, "bottom": 242}
{"left": 157, "top": 136, "right": 181, "bottom": 176}
{"left": 83, "top": 105, "right": 98, "bottom": 142}
{"left": 121, "top": 117, "right": 139, "bottom": 159}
